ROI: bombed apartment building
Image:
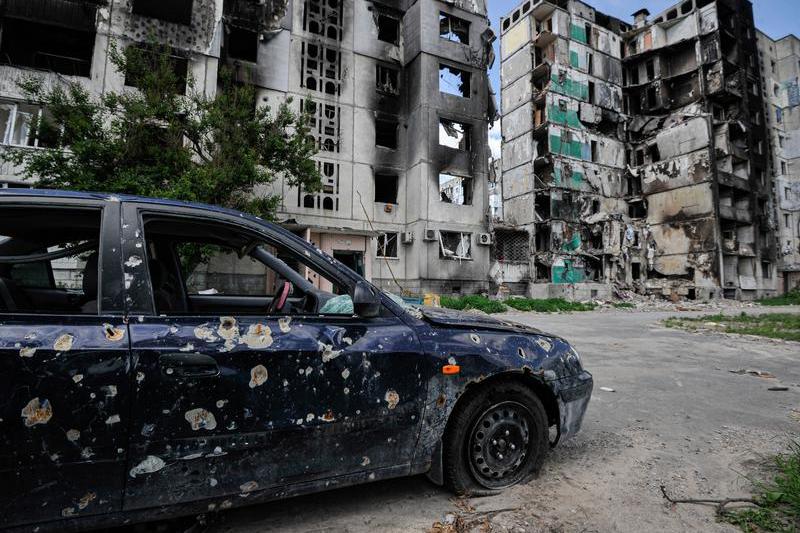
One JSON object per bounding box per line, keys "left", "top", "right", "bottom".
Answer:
{"left": 252, "top": 0, "right": 496, "bottom": 295}
{"left": 498, "top": 0, "right": 778, "bottom": 300}
{"left": 0, "top": 0, "right": 496, "bottom": 296}
{"left": 0, "top": 0, "right": 233, "bottom": 184}
{"left": 757, "top": 31, "right": 800, "bottom": 293}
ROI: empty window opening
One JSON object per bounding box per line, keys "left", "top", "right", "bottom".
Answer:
{"left": 124, "top": 44, "right": 189, "bottom": 94}
{"left": 590, "top": 140, "right": 598, "bottom": 162}
{"left": 630, "top": 67, "right": 640, "bottom": 85}
{"left": 587, "top": 53, "right": 593, "bottom": 74}
{"left": 376, "top": 13, "right": 400, "bottom": 44}
{"left": 439, "top": 119, "right": 471, "bottom": 150}
{"left": 634, "top": 149, "right": 645, "bottom": 166}
{"left": 439, "top": 12, "right": 470, "bottom": 44}
{"left": 439, "top": 231, "right": 471, "bottom": 260}
{"left": 0, "top": 14, "right": 96, "bottom": 78}
{"left": 627, "top": 174, "right": 643, "bottom": 196}
{"left": 375, "top": 117, "right": 399, "bottom": 149}
{"left": 628, "top": 199, "right": 647, "bottom": 218}
{"left": 646, "top": 59, "right": 655, "bottom": 80}
{"left": 374, "top": 172, "right": 399, "bottom": 203}
{"left": 647, "top": 143, "right": 660, "bottom": 163}
{"left": 681, "top": 1, "right": 693, "bottom": 14}
{"left": 535, "top": 261, "right": 551, "bottom": 281}
{"left": 646, "top": 87, "right": 657, "bottom": 109}
{"left": 666, "top": 9, "right": 678, "bottom": 20}
{"left": 439, "top": 174, "right": 473, "bottom": 205}
{"left": 376, "top": 233, "right": 398, "bottom": 258}
{"left": 226, "top": 26, "right": 258, "bottom": 62}
{"left": 534, "top": 227, "right": 550, "bottom": 251}
{"left": 376, "top": 64, "right": 400, "bottom": 95}
{"left": 588, "top": 81, "right": 595, "bottom": 103}
{"left": 761, "top": 261, "right": 772, "bottom": 279}
{"left": 631, "top": 262, "right": 641, "bottom": 280}
{"left": 132, "top": 0, "right": 193, "bottom": 24}
{"left": 439, "top": 65, "right": 471, "bottom": 97}
{"left": 534, "top": 193, "right": 551, "bottom": 220}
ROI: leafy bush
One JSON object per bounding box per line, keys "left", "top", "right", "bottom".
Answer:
{"left": 440, "top": 295, "right": 507, "bottom": 314}
{"left": 504, "top": 298, "right": 596, "bottom": 313}
{"left": 759, "top": 288, "right": 800, "bottom": 306}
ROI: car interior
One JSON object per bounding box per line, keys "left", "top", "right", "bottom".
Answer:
{"left": 143, "top": 216, "right": 352, "bottom": 316}
{"left": 0, "top": 207, "right": 101, "bottom": 315}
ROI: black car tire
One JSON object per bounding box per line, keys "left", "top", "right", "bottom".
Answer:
{"left": 443, "top": 381, "right": 549, "bottom": 495}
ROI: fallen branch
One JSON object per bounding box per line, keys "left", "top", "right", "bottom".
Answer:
{"left": 659, "top": 484, "right": 761, "bottom": 516}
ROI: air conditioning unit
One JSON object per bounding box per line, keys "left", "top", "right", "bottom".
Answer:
{"left": 478, "top": 233, "right": 493, "bottom": 246}
{"left": 401, "top": 231, "right": 414, "bottom": 244}
{"left": 423, "top": 228, "right": 438, "bottom": 241}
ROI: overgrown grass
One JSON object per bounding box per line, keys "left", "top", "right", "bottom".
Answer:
{"left": 664, "top": 312, "right": 800, "bottom": 342}
{"left": 723, "top": 441, "right": 800, "bottom": 532}
{"left": 438, "top": 296, "right": 597, "bottom": 314}
{"left": 439, "top": 295, "right": 508, "bottom": 314}
{"left": 504, "top": 298, "right": 596, "bottom": 313}
{"left": 759, "top": 288, "right": 800, "bottom": 307}
{"left": 613, "top": 302, "right": 636, "bottom": 309}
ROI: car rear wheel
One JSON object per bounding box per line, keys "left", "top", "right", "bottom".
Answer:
{"left": 443, "top": 381, "right": 549, "bottom": 494}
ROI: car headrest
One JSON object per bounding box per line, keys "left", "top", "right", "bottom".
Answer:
{"left": 82, "top": 253, "right": 99, "bottom": 300}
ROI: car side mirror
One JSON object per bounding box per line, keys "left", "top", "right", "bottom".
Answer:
{"left": 353, "top": 281, "right": 380, "bottom": 318}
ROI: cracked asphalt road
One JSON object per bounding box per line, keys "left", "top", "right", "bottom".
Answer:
{"left": 141, "top": 306, "right": 800, "bottom": 533}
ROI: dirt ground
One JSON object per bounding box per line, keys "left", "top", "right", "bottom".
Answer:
{"left": 169, "top": 306, "right": 800, "bottom": 532}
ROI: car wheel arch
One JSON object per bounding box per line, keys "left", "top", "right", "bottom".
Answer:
{"left": 425, "top": 370, "right": 560, "bottom": 486}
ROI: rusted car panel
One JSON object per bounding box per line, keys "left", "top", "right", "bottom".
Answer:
{"left": 0, "top": 190, "right": 592, "bottom": 532}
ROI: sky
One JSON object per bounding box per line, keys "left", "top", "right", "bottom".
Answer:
{"left": 485, "top": 0, "right": 800, "bottom": 157}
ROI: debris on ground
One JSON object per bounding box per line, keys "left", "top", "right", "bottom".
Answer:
{"left": 729, "top": 369, "right": 777, "bottom": 379}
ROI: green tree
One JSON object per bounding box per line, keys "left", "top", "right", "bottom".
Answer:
{"left": 2, "top": 42, "right": 321, "bottom": 219}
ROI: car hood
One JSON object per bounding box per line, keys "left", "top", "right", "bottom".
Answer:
{"left": 419, "top": 306, "right": 560, "bottom": 339}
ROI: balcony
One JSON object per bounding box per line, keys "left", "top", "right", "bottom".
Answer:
{"left": 719, "top": 204, "right": 752, "bottom": 223}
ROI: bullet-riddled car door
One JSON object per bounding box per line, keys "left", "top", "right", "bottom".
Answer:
{"left": 122, "top": 206, "right": 425, "bottom": 509}
{"left": 0, "top": 200, "right": 130, "bottom": 529}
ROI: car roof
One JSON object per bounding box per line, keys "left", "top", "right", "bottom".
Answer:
{"left": 0, "top": 188, "right": 315, "bottom": 248}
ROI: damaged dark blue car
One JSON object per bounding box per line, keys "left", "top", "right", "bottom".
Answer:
{"left": 0, "top": 189, "right": 592, "bottom": 531}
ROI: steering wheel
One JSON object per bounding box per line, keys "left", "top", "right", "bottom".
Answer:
{"left": 268, "top": 279, "right": 292, "bottom": 314}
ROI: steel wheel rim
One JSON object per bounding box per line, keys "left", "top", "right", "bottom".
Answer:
{"left": 467, "top": 401, "right": 534, "bottom": 489}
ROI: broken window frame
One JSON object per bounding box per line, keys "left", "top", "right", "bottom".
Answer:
{"left": 376, "top": 232, "right": 399, "bottom": 259}
{"left": 438, "top": 174, "right": 473, "bottom": 205}
{"left": 376, "top": 64, "right": 400, "bottom": 96}
{"left": 0, "top": 101, "right": 55, "bottom": 148}
{"left": 439, "top": 118, "right": 471, "bottom": 151}
{"left": 438, "top": 231, "right": 472, "bottom": 260}
{"left": 439, "top": 12, "right": 470, "bottom": 45}
{"left": 439, "top": 64, "right": 471, "bottom": 98}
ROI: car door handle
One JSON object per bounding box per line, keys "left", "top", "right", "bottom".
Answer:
{"left": 160, "top": 353, "right": 220, "bottom": 378}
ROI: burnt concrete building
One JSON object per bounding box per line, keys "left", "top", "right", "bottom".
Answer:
{"left": 255, "top": 0, "right": 497, "bottom": 295}
{"left": 0, "top": 0, "right": 496, "bottom": 296}
{"left": 498, "top": 0, "right": 778, "bottom": 300}
{"left": 757, "top": 31, "right": 800, "bottom": 293}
